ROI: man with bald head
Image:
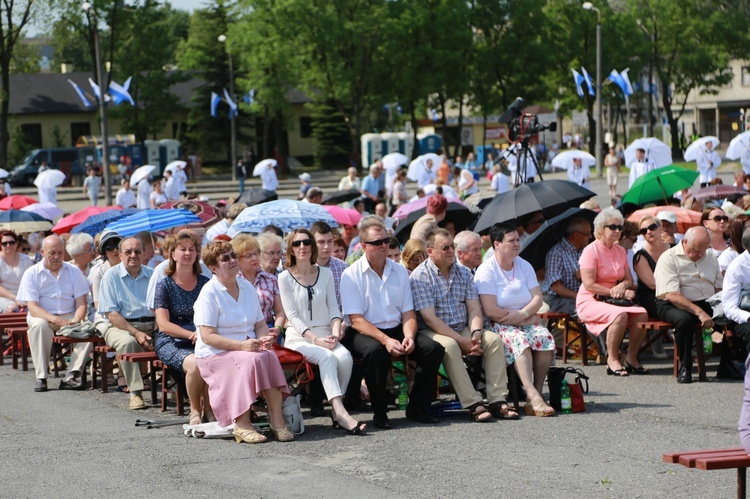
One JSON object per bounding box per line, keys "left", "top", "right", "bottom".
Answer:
{"left": 654, "top": 226, "right": 723, "bottom": 383}
{"left": 17, "top": 235, "right": 91, "bottom": 392}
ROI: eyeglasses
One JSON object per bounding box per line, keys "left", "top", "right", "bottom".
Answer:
{"left": 291, "top": 239, "right": 313, "bottom": 248}
{"left": 575, "top": 231, "right": 592, "bottom": 238}
{"left": 262, "top": 250, "right": 283, "bottom": 257}
{"left": 103, "top": 245, "right": 118, "bottom": 252}
{"left": 639, "top": 223, "right": 659, "bottom": 235}
{"left": 122, "top": 249, "right": 143, "bottom": 256}
{"left": 218, "top": 252, "right": 238, "bottom": 263}
{"left": 1, "top": 240, "right": 16, "bottom": 246}
{"left": 435, "top": 243, "right": 456, "bottom": 252}
{"left": 711, "top": 215, "right": 729, "bottom": 223}
{"left": 604, "top": 224, "right": 623, "bottom": 231}
{"left": 363, "top": 237, "right": 390, "bottom": 247}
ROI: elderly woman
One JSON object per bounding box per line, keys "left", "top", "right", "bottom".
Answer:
{"left": 401, "top": 239, "right": 426, "bottom": 273}
{"left": 257, "top": 232, "right": 283, "bottom": 275}
{"left": 701, "top": 206, "right": 729, "bottom": 257}
{"left": 474, "top": 223, "right": 556, "bottom": 417}
{"left": 232, "top": 234, "right": 286, "bottom": 338}
{"left": 66, "top": 233, "right": 95, "bottom": 275}
{"left": 718, "top": 214, "right": 750, "bottom": 273}
{"left": 154, "top": 232, "right": 212, "bottom": 426}
{"left": 279, "top": 229, "right": 365, "bottom": 435}
{"left": 193, "top": 241, "right": 293, "bottom": 444}
{"left": 0, "top": 231, "right": 32, "bottom": 312}
{"left": 577, "top": 207, "right": 648, "bottom": 376}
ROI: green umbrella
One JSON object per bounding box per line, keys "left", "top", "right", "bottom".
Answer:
{"left": 622, "top": 165, "right": 699, "bottom": 206}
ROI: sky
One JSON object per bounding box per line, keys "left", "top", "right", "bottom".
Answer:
{"left": 173, "top": 0, "right": 207, "bottom": 11}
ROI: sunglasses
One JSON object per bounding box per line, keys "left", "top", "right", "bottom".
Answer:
{"left": 639, "top": 223, "right": 659, "bottom": 235}
{"left": 435, "top": 243, "right": 456, "bottom": 252}
{"left": 605, "top": 224, "right": 624, "bottom": 231}
{"left": 363, "top": 237, "right": 390, "bottom": 247}
{"left": 103, "top": 244, "right": 118, "bottom": 252}
{"left": 19, "top": 247, "right": 30, "bottom": 253}
{"left": 291, "top": 239, "right": 313, "bottom": 248}
{"left": 711, "top": 215, "right": 729, "bottom": 223}
{"left": 122, "top": 249, "right": 143, "bottom": 256}
{"left": 218, "top": 252, "right": 238, "bottom": 262}
{"left": 1, "top": 240, "right": 16, "bottom": 246}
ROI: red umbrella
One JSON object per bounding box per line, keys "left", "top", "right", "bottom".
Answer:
{"left": 321, "top": 205, "right": 362, "bottom": 226}
{"left": 0, "top": 195, "right": 37, "bottom": 210}
{"left": 52, "top": 205, "right": 122, "bottom": 234}
{"left": 692, "top": 185, "right": 747, "bottom": 202}
{"left": 158, "top": 200, "right": 225, "bottom": 229}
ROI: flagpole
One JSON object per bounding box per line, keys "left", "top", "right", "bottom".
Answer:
{"left": 218, "top": 35, "right": 237, "bottom": 183}
{"left": 583, "top": 2, "right": 603, "bottom": 178}
{"left": 83, "top": 3, "right": 113, "bottom": 206}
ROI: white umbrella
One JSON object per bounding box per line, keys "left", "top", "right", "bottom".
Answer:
{"left": 684, "top": 136, "right": 721, "bottom": 162}
{"left": 624, "top": 137, "right": 673, "bottom": 167}
{"left": 252, "top": 159, "right": 277, "bottom": 177}
{"left": 725, "top": 131, "right": 750, "bottom": 160}
{"left": 551, "top": 149, "right": 596, "bottom": 171}
{"left": 381, "top": 152, "right": 409, "bottom": 172}
{"left": 165, "top": 160, "right": 187, "bottom": 174}
{"left": 130, "top": 165, "right": 156, "bottom": 186}
{"left": 33, "top": 169, "right": 66, "bottom": 189}
{"left": 407, "top": 153, "right": 441, "bottom": 181}
{"left": 0, "top": 168, "right": 9, "bottom": 179}
{"left": 21, "top": 202, "right": 64, "bottom": 221}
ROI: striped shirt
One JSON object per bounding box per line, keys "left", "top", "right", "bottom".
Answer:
{"left": 98, "top": 263, "right": 154, "bottom": 320}
{"left": 410, "top": 258, "right": 477, "bottom": 332}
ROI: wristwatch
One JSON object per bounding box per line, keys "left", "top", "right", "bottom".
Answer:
{"left": 521, "top": 309, "right": 530, "bottom": 319}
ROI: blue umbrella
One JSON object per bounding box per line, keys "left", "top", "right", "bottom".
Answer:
{"left": 71, "top": 208, "right": 139, "bottom": 237}
{"left": 0, "top": 209, "right": 53, "bottom": 232}
{"left": 228, "top": 199, "right": 338, "bottom": 236}
{"left": 105, "top": 209, "right": 202, "bottom": 236}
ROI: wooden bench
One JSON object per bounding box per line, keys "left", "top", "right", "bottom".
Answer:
{"left": 539, "top": 312, "right": 595, "bottom": 365}
{"left": 92, "top": 345, "right": 116, "bottom": 392}
{"left": 153, "top": 359, "right": 186, "bottom": 416}
{"left": 117, "top": 351, "right": 160, "bottom": 404}
{"left": 8, "top": 326, "right": 29, "bottom": 371}
{"left": 50, "top": 336, "right": 104, "bottom": 384}
{"left": 0, "top": 315, "right": 30, "bottom": 366}
{"left": 635, "top": 319, "right": 707, "bottom": 381}
{"left": 663, "top": 448, "right": 750, "bottom": 498}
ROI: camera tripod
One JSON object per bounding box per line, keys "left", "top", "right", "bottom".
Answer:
{"left": 509, "top": 137, "right": 544, "bottom": 187}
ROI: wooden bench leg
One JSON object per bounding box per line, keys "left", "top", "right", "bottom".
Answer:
{"left": 21, "top": 332, "right": 28, "bottom": 372}
{"left": 738, "top": 466, "right": 746, "bottom": 499}
{"left": 562, "top": 319, "right": 569, "bottom": 364}
{"left": 695, "top": 328, "right": 707, "bottom": 382}
{"left": 580, "top": 321, "right": 589, "bottom": 367}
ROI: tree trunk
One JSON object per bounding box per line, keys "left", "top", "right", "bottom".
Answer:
{"left": 661, "top": 82, "right": 682, "bottom": 160}
{"left": 0, "top": 64, "right": 10, "bottom": 169}
{"left": 454, "top": 98, "right": 464, "bottom": 158}
{"left": 411, "top": 101, "right": 419, "bottom": 158}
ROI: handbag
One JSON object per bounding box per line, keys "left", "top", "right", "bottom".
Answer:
{"left": 547, "top": 366, "right": 589, "bottom": 413}
{"left": 740, "top": 292, "right": 750, "bottom": 313}
{"left": 273, "top": 344, "right": 314, "bottom": 386}
{"left": 595, "top": 295, "right": 636, "bottom": 307}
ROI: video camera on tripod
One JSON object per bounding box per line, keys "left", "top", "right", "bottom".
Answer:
{"left": 498, "top": 97, "right": 557, "bottom": 185}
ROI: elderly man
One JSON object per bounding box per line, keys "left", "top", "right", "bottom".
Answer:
{"left": 374, "top": 202, "right": 395, "bottom": 231}
{"left": 17, "top": 235, "right": 91, "bottom": 392}
{"left": 657, "top": 211, "right": 684, "bottom": 244}
{"left": 410, "top": 229, "right": 517, "bottom": 421}
{"left": 541, "top": 218, "right": 592, "bottom": 315}
{"left": 341, "top": 218, "right": 444, "bottom": 428}
{"left": 411, "top": 194, "right": 447, "bottom": 242}
{"left": 696, "top": 140, "right": 721, "bottom": 187}
{"left": 628, "top": 148, "right": 654, "bottom": 188}
{"left": 454, "top": 230, "right": 483, "bottom": 273}
{"left": 304, "top": 186, "right": 324, "bottom": 204}
{"left": 98, "top": 237, "right": 156, "bottom": 409}
{"left": 361, "top": 163, "right": 381, "bottom": 212}
{"left": 655, "top": 227, "right": 723, "bottom": 383}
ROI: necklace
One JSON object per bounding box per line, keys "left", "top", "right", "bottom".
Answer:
{"left": 499, "top": 261, "right": 515, "bottom": 281}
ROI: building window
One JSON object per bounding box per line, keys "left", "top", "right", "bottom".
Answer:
{"left": 742, "top": 67, "right": 750, "bottom": 87}
{"left": 300, "top": 116, "right": 313, "bottom": 138}
{"left": 21, "top": 123, "right": 42, "bottom": 148}
{"left": 70, "top": 122, "right": 90, "bottom": 146}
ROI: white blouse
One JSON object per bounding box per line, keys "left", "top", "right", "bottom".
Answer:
{"left": 0, "top": 253, "right": 32, "bottom": 294}
{"left": 278, "top": 266, "right": 341, "bottom": 342}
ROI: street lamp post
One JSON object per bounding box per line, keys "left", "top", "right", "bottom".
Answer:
{"left": 218, "top": 34, "right": 237, "bottom": 182}
{"left": 82, "top": 2, "right": 113, "bottom": 205}
{"left": 583, "top": 2, "right": 603, "bottom": 178}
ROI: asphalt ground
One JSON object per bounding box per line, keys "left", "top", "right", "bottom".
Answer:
{"left": 1, "top": 163, "right": 745, "bottom": 498}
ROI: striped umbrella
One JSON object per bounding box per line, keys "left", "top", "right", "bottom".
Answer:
{"left": 692, "top": 185, "right": 747, "bottom": 202}
{"left": 158, "top": 200, "right": 225, "bottom": 229}
{"left": 105, "top": 209, "right": 202, "bottom": 236}
{"left": 70, "top": 208, "right": 139, "bottom": 237}
{"left": 0, "top": 209, "right": 53, "bottom": 232}
{"left": 52, "top": 205, "right": 122, "bottom": 234}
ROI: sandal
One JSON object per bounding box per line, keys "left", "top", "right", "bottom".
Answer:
{"left": 467, "top": 403, "right": 494, "bottom": 423}
{"left": 270, "top": 425, "right": 295, "bottom": 442}
{"left": 189, "top": 410, "right": 202, "bottom": 426}
{"left": 488, "top": 402, "right": 520, "bottom": 420}
{"left": 606, "top": 364, "right": 629, "bottom": 377}
{"left": 624, "top": 361, "right": 650, "bottom": 375}
{"left": 524, "top": 400, "right": 555, "bottom": 417}
{"left": 232, "top": 427, "right": 267, "bottom": 444}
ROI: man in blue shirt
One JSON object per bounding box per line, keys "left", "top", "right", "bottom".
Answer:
{"left": 361, "top": 164, "right": 382, "bottom": 213}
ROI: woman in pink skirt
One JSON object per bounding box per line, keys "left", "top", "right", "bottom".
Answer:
{"left": 577, "top": 207, "right": 648, "bottom": 377}
{"left": 194, "top": 241, "right": 293, "bottom": 444}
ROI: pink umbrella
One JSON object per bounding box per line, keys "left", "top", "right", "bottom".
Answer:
{"left": 321, "top": 205, "right": 362, "bottom": 226}
{"left": 392, "top": 195, "right": 464, "bottom": 220}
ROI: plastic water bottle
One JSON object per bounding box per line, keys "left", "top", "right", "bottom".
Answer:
{"left": 560, "top": 380, "right": 572, "bottom": 414}
{"left": 702, "top": 328, "right": 713, "bottom": 355}
{"left": 398, "top": 383, "right": 408, "bottom": 410}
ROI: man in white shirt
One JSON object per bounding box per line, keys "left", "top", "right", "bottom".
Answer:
{"left": 416, "top": 159, "right": 437, "bottom": 189}
{"left": 567, "top": 157, "right": 591, "bottom": 189}
{"left": 175, "top": 163, "right": 188, "bottom": 196}
{"left": 374, "top": 202, "right": 395, "bottom": 231}
{"left": 454, "top": 231, "right": 483, "bottom": 273}
{"left": 260, "top": 162, "right": 279, "bottom": 200}
{"left": 696, "top": 141, "right": 722, "bottom": 187}
{"left": 340, "top": 218, "right": 444, "bottom": 428}
{"left": 17, "top": 235, "right": 91, "bottom": 392}
{"left": 628, "top": 148, "right": 654, "bottom": 188}
{"left": 136, "top": 177, "right": 152, "bottom": 210}
{"left": 164, "top": 170, "right": 180, "bottom": 201}
{"left": 115, "top": 178, "right": 137, "bottom": 208}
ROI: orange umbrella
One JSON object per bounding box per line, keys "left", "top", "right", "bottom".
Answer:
{"left": 52, "top": 205, "right": 122, "bottom": 234}
{"left": 0, "top": 195, "right": 37, "bottom": 210}
{"left": 627, "top": 206, "right": 701, "bottom": 234}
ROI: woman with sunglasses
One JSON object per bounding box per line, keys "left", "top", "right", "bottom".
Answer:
{"left": 701, "top": 207, "right": 730, "bottom": 257}
{"left": 576, "top": 207, "right": 648, "bottom": 377}
{"left": 401, "top": 239, "right": 427, "bottom": 274}
{"left": 278, "top": 229, "right": 365, "bottom": 435}
{"left": 718, "top": 214, "right": 750, "bottom": 274}
{"left": 0, "top": 231, "right": 32, "bottom": 312}
{"left": 193, "top": 241, "right": 293, "bottom": 444}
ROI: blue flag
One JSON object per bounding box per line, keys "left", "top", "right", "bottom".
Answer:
{"left": 571, "top": 69, "right": 585, "bottom": 98}
{"left": 68, "top": 79, "right": 92, "bottom": 107}
{"left": 430, "top": 109, "right": 439, "bottom": 121}
{"left": 109, "top": 80, "right": 135, "bottom": 106}
{"left": 223, "top": 88, "right": 238, "bottom": 115}
{"left": 210, "top": 91, "right": 221, "bottom": 118}
{"left": 581, "top": 67, "right": 595, "bottom": 96}
{"left": 242, "top": 89, "right": 255, "bottom": 105}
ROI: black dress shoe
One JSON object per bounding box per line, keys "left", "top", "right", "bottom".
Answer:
{"left": 34, "top": 379, "right": 48, "bottom": 392}
{"left": 59, "top": 377, "right": 83, "bottom": 390}
{"left": 405, "top": 407, "right": 439, "bottom": 424}
{"left": 309, "top": 405, "right": 327, "bottom": 418}
{"left": 373, "top": 414, "right": 392, "bottom": 429}
{"left": 677, "top": 366, "right": 693, "bottom": 384}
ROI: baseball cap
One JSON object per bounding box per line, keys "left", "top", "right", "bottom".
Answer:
{"left": 299, "top": 172, "right": 312, "bottom": 182}
{"left": 656, "top": 211, "right": 677, "bottom": 224}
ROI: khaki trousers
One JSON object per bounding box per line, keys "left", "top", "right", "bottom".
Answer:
{"left": 27, "top": 313, "right": 92, "bottom": 380}
{"left": 103, "top": 321, "right": 155, "bottom": 393}
{"left": 420, "top": 326, "right": 508, "bottom": 408}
